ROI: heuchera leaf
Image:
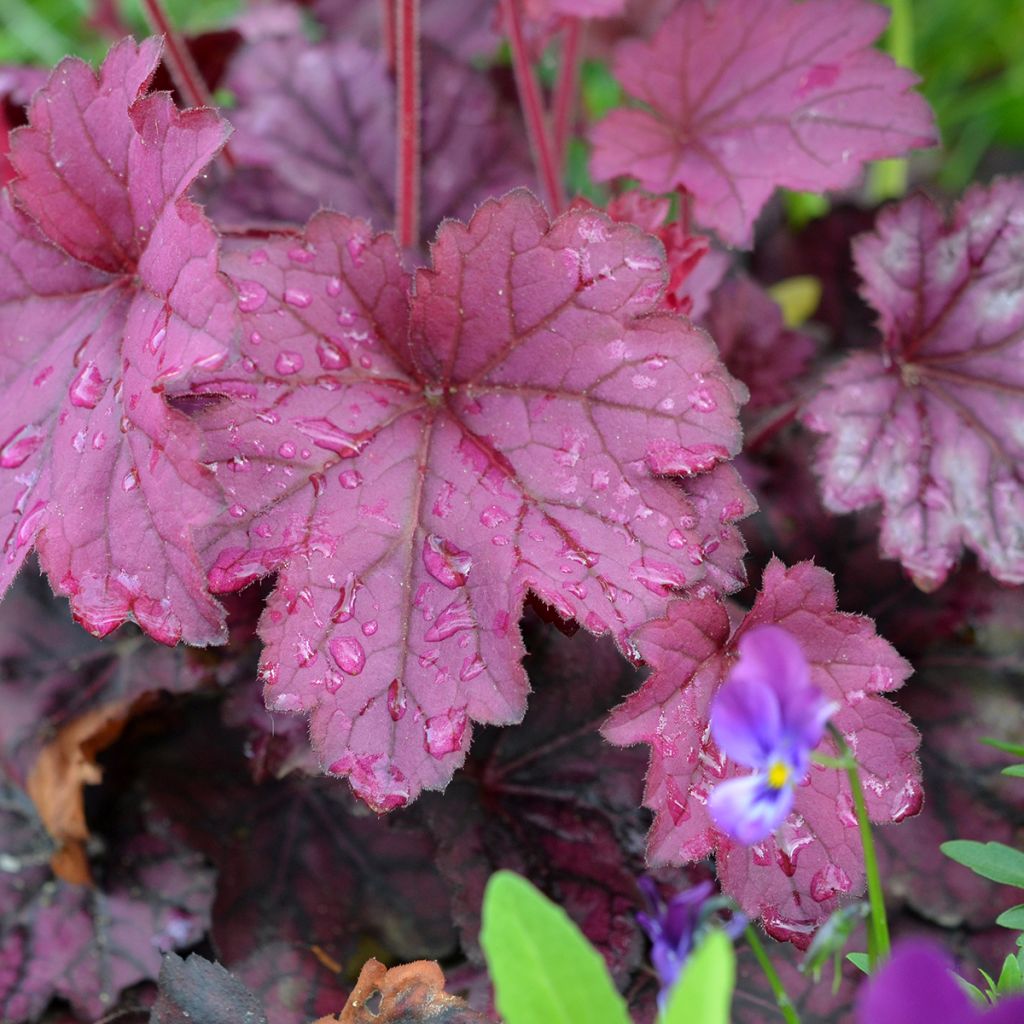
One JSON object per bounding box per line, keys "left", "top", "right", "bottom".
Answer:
{"left": 802, "top": 181, "right": 1024, "bottom": 590}
{"left": 212, "top": 36, "right": 532, "bottom": 240}
{"left": 0, "top": 38, "right": 235, "bottom": 644}
{"left": 588, "top": 0, "right": 937, "bottom": 246}
{"left": 0, "top": 796, "right": 214, "bottom": 1023}
{"left": 189, "top": 192, "right": 752, "bottom": 809}
{"left": 603, "top": 559, "right": 921, "bottom": 946}
{"left": 601, "top": 193, "right": 729, "bottom": 318}
{"left": 151, "top": 953, "right": 269, "bottom": 1024}
{"left": 705, "top": 276, "right": 815, "bottom": 412}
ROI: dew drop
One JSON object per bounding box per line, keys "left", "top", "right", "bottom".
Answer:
{"left": 387, "top": 678, "right": 407, "bottom": 721}
{"left": 329, "top": 635, "right": 366, "bottom": 675}
{"left": 330, "top": 573, "right": 360, "bottom": 623}
{"left": 310, "top": 472, "right": 326, "bottom": 496}
{"left": 361, "top": 619, "right": 378, "bottom": 637}
{"left": 15, "top": 501, "right": 46, "bottom": 547}
{"left": 810, "top": 864, "right": 852, "bottom": 903}
{"left": 275, "top": 350, "right": 305, "bottom": 375}
{"left": 295, "top": 635, "right": 318, "bottom": 667}
{"left": 459, "top": 654, "right": 486, "bottom": 681}
{"left": 422, "top": 534, "right": 472, "bottom": 589}
{"left": 33, "top": 366, "right": 54, "bottom": 388}
{"left": 92, "top": 431, "right": 106, "bottom": 450}
{"left": 288, "top": 246, "right": 315, "bottom": 263}
{"left": 479, "top": 505, "right": 511, "bottom": 528}
{"left": 316, "top": 338, "right": 350, "bottom": 371}
{"left": 326, "top": 276, "right": 342, "bottom": 296}
{"left": 284, "top": 288, "right": 313, "bottom": 308}
{"left": 237, "top": 280, "right": 268, "bottom": 312}
{"left": 68, "top": 362, "right": 107, "bottom": 409}
{"left": 667, "top": 528, "right": 686, "bottom": 549}
{"left": 148, "top": 326, "right": 167, "bottom": 353}
{"left": 628, "top": 558, "right": 687, "bottom": 595}
{"left": 424, "top": 599, "right": 475, "bottom": 641}
{"left": 0, "top": 425, "right": 45, "bottom": 469}
{"left": 122, "top": 468, "right": 139, "bottom": 492}
{"left": 339, "top": 469, "right": 363, "bottom": 489}
{"left": 424, "top": 708, "right": 467, "bottom": 759}
{"left": 278, "top": 442, "right": 296, "bottom": 459}
{"left": 229, "top": 503, "right": 246, "bottom": 518}
{"left": 688, "top": 386, "right": 717, "bottom": 413}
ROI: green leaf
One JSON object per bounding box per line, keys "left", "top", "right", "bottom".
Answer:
{"left": 983, "top": 738, "right": 1024, "bottom": 759}
{"left": 1002, "top": 765, "right": 1024, "bottom": 778}
{"left": 480, "top": 871, "right": 630, "bottom": 1024}
{"left": 996, "top": 951, "right": 1024, "bottom": 993}
{"left": 662, "top": 930, "right": 735, "bottom": 1024}
{"left": 954, "top": 974, "right": 991, "bottom": 1008}
{"left": 846, "top": 952, "right": 871, "bottom": 975}
{"left": 767, "top": 276, "right": 822, "bottom": 329}
{"left": 996, "top": 904, "right": 1024, "bottom": 931}
{"left": 941, "top": 840, "right": 1024, "bottom": 888}
{"left": 801, "top": 903, "right": 869, "bottom": 983}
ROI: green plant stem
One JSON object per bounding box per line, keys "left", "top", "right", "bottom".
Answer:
{"left": 828, "top": 723, "right": 890, "bottom": 967}
{"left": 868, "top": 0, "right": 914, "bottom": 200}
{"left": 744, "top": 925, "right": 801, "bottom": 1024}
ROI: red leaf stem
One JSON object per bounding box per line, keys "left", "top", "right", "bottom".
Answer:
{"left": 500, "top": 0, "right": 564, "bottom": 216}
{"left": 552, "top": 17, "right": 584, "bottom": 171}
{"left": 395, "top": 0, "right": 421, "bottom": 248}
{"left": 380, "top": 0, "right": 397, "bottom": 74}
{"left": 139, "top": 0, "right": 237, "bottom": 170}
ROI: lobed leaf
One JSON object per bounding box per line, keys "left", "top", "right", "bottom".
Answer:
{"left": 0, "top": 38, "right": 236, "bottom": 644}
{"left": 803, "top": 181, "right": 1024, "bottom": 589}
{"left": 188, "top": 191, "right": 752, "bottom": 809}
{"left": 603, "top": 559, "right": 921, "bottom": 946}
{"left": 589, "top": 0, "right": 937, "bottom": 246}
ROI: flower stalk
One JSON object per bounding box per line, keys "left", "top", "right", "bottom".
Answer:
{"left": 139, "top": 0, "right": 237, "bottom": 170}
{"left": 395, "top": 0, "right": 421, "bottom": 248}
{"left": 500, "top": 0, "right": 565, "bottom": 215}
{"left": 826, "top": 723, "right": 891, "bottom": 968}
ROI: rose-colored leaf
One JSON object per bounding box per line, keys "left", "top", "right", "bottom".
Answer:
{"left": 189, "top": 192, "right": 752, "bottom": 808}
{"left": 589, "top": 0, "right": 937, "bottom": 246}
{"left": 603, "top": 559, "right": 921, "bottom": 946}
{"left": 601, "top": 193, "right": 729, "bottom": 318}
{"left": 803, "top": 181, "right": 1024, "bottom": 590}
{"left": 211, "top": 36, "right": 532, "bottom": 241}
{"left": 705, "top": 276, "right": 815, "bottom": 411}
{"left": 0, "top": 39, "right": 235, "bottom": 645}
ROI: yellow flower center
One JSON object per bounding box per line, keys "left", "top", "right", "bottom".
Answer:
{"left": 767, "top": 760, "right": 790, "bottom": 790}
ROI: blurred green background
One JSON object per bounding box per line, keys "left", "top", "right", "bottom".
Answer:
{"left": 0, "top": 0, "right": 1021, "bottom": 194}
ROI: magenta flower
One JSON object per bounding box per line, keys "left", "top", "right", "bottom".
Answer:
{"left": 708, "top": 625, "right": 835, "bottom": 844}
{"left": 856, "top": 940, "right": 1024, "bottom": 1023}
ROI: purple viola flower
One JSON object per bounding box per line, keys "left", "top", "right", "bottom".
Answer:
{"left": 708, "top": 625, "right": 836, "bottom": 844}
{"left": 856, "top": 940, "right": 1024, "bottom": 1024}
{"left": 637, "top": 877, "right": 715, "bottom": 999}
